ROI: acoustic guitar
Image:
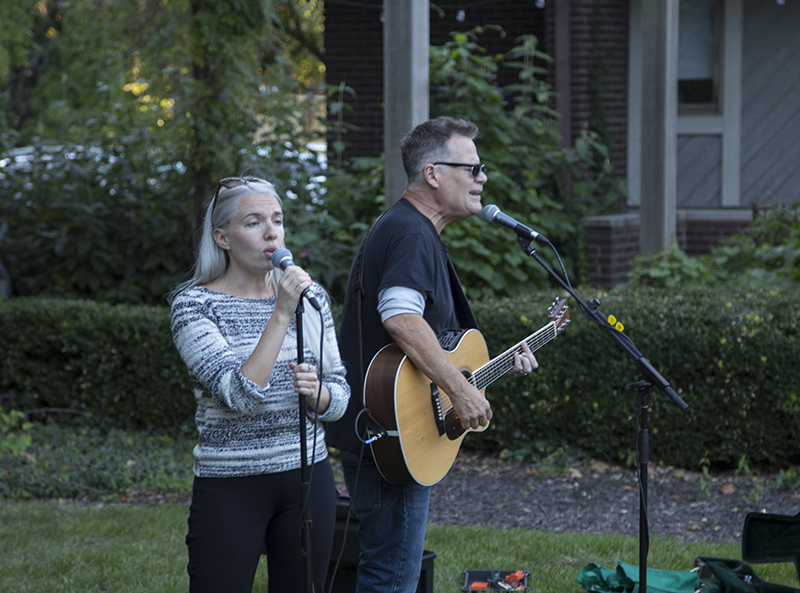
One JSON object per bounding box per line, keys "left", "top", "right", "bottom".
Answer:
{"left": 364, "top": 299, "right": 570, "bottom": 485}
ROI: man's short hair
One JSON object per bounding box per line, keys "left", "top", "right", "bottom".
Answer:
{"left": 400, "top": 116, "right": 479, "bottom": 189}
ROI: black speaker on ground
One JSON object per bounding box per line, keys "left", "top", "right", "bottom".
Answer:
{"left": 326, "top": 493, "right": 435, "bottom": 593}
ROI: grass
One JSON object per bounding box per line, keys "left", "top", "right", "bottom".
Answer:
{"left": 2, "top": 423, "right": 799, "bottom": 592}
{"left": 2, "top": 501, "right": 799, "bottom": 593}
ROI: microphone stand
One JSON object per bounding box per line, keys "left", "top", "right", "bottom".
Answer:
{"left": 517, "top": 236, "right": 688, "bottom": 593}
{"left": 295, "top": 301, "right": 314, "bottom": 593}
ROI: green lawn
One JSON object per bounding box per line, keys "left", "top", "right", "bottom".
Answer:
{"left": 2, "top": 501, "right": 798, "bottom": 593}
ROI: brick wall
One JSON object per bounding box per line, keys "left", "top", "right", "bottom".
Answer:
{"left": 324, "top": 0, "right": 384, "bottom": 161}
{"left": 582, "top": 210, "right": 753, "bottom": 287}
{"left": 582, "top": 213, "right": 640, "bottom": 287}
{"left": 679, "top": 212, "right": 753, "bottom": 257}
{"left": 543, "top": 0, "right": 629, "bottom": 178}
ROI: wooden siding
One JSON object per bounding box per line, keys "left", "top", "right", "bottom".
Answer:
{"left": 677, "top": 135, "right": 721, "bottom": 207}
{"left": 740, "top": 0, "right": 800, "bottom": 207}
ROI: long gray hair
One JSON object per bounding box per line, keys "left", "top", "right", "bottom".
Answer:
{"left": 169, "top": 177, "right": 339, "bottom": 367}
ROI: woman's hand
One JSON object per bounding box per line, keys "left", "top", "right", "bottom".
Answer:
{"left": 289, "top": 362, "right": 331, "bottom": 413}
{"left": 273, "top": 266, "right": 313, "bottom": 318}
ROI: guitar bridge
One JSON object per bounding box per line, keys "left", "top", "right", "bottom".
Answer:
{"left": 430, "top": 383, "right": 445, "bottom": 437}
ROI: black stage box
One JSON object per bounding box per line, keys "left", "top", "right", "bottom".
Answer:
{"left": 327, "top": 493, "right": 435, "bottom": 593}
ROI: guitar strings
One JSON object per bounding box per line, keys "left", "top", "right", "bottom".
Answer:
{"left": 473, "top": 323, "right": 558, "bottom": 389}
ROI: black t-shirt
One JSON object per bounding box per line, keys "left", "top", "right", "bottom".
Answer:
{"left": 326, "top": 198, "right": 459, "bottom": 454}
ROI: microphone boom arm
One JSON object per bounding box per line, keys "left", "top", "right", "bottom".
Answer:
{"left": 516, "top": 236, "right": 687, "bottom": 409}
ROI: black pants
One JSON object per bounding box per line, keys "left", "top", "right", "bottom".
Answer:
{"left": 186, "top": 460, "right": 336, "bottom": 593}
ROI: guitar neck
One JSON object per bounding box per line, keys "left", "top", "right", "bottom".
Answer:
{"left": 472, "top": 322, "right": 558, "bottom": 391}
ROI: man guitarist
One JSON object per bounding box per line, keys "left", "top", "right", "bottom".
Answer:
{"left": 327, "top": 116, "right": 538, "bottom": 593}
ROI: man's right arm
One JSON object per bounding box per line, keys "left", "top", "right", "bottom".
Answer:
{"left": 382, "top": 312, "right": 492, "bottom": 430}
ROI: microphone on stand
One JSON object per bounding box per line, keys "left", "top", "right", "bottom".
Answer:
{"left": 271, "top": 248, "right": 322, "bottom": 311}
{"left": 482, "top": 204, "right": 550, "bottom": 245}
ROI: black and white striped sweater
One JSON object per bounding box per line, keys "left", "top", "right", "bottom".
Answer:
{"left": 171, "top": 286, "right": 349, "bottom": 478}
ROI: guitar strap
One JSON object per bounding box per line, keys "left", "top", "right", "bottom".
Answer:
{"left": 447, "top": 257, "right": 479, "bottom": 331}
{"left": 350, "top": 212, "right": 387, "bottom": 394}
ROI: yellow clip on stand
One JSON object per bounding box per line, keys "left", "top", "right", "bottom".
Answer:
{"left": 607, "top": 315, "right": 624, "bottom": 332}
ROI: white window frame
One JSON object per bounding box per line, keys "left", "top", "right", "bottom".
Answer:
{"left": 628, "top": 0, "right": 742, "bottom": 207}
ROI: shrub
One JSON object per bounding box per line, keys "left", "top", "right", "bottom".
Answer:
{"left": 468, "top": 287, "right": 800, "bottom": 470}
{"left": 0, "top": 298, "right": 192, "bottom": 430}
{"left": 2, "top": 288, "right": 799, "bottom": 472}
{"left": 627, "top": 202, "right": 800, "bottom": 290}
{"left": 0, "top": 140, "right": 194, "bottom": 305}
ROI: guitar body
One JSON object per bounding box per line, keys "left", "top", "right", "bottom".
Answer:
{"left": 363, "top": 299, "right": 570, "bottom": 486}
{"left": 364, "top": 329, "right": 489, "bottom": 486}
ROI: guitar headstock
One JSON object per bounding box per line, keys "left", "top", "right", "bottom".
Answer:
{"left": 548, "top": 298, "right": 571, "bottom": 334}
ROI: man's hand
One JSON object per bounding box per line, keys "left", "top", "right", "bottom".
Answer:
{"left": 506, "top": 340, "right": 538, "bottom": 378}
{"left": 449, "top": 381, "right": 492, "bottom": 430}
{"left": 384, "top": 313, "right": 492, "bottom": 431}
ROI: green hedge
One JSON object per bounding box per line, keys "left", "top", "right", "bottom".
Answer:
{"left": 0, "top": 298, "right": 192, "bottom": 431}
{"left": 470, "top": 287, "right": 800, "bottom": 470}
{"left": 2, "top": 288, "right": 799, "bottom": 470}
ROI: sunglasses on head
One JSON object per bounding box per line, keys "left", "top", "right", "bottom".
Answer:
{"left": 211, "top": 176, "right": 272, "bottom": 218}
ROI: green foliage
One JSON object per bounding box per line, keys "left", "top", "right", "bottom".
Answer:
{"left": 467, "top": 286, "right": 800, "bottom": 471}
{"left": 327, "top": 81, "right": 359, "bottom": 168}
{"left": 776, "top": 466, "right": 800, "bottom": 490}
{"left": 0, "top": 139, "right": 193, "bottom": 304}
{"left": 627, "top": 242, "right": 724, "bottom": 289}
{"left": 0, "top": 298, "right": 193, "bottom": 430}
{"left": 0, "top": 2, "right": 36, "bottom": 89}
{"left": 4, "top": 287, "right": 800, "bottom": 472}
{"left": 0, "top": 135, "right": 364, "bottom": 304}
{"left": 0, "top": 0, "right": 366, "bottom": 305}
{"left": 627, "top": 202, "right": 800, "bottom": 290}
{"left": 0, "top": 17, "right": 627, "bottom": 307}
{"left": 430, "top": 28, "right": 627, "bottom": 300}
{"left": 0, "top": 0, "right": 328, "bottom": 233}
{"left": 0, "top": 408, "right": 32, "bottom": 457}
{"left": 0, "top": 423, "right": 193, "bottom": 501}
{"left": 288, "top": 157, "right": 386, "bottom": 301}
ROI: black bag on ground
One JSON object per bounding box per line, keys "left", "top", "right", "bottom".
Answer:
{"left": 696, "top": 557, "right": 800, "bottom": 593}
{"left": 742, "top": 512, "right": 800, "bottom": 584}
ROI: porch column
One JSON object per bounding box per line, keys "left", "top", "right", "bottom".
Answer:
{"left": 383, "top": 0, "right": 429, "bottom": 207}
{"left": 639, "top": 0, "right": 679, "bottom": 253}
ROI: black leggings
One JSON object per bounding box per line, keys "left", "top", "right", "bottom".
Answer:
{"left": 186, "top": 460, "right": 336, "bottom": 593}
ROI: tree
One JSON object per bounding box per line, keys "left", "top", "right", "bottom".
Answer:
{"left": 0, "top": 0, "right": 334, "bottom": 304}
{"left": 430, "top": 29, "right": 625, "bottom": 299}
{"left": 1, "top": 0, "right": 326, "bottom": 230}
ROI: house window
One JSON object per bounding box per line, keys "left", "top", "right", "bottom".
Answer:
{"left": 678, "top": 0, "right": 720, "bottom": 109}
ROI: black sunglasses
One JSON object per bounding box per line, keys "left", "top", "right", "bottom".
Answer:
{"left": 211, "top": 176, "right": 272, "bottom": 218}
{"left": 433, "top": 162, "right": 486, "bottom": 177}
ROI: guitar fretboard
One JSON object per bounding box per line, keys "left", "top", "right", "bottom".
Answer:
{"left": 472, "top": 322, "right": 558, "bottom": 390}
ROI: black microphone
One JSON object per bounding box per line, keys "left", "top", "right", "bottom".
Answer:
{"left": 481, "top": 204, "right": 550, "bottom": 244}
{"left": 271, "top": 248, "right": 322, "bottom": 311}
